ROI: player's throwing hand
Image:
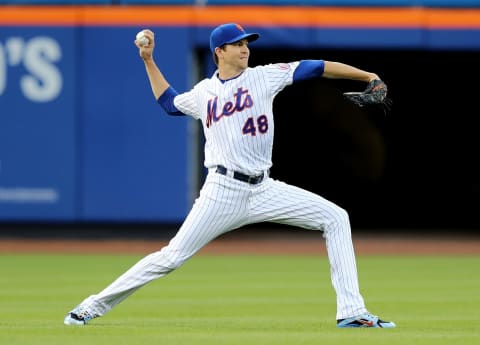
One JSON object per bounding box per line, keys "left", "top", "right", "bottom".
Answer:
{"left": 134, "top": 29, "right": 155, "bottom": 61}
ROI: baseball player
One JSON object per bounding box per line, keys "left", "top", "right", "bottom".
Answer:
{"left": 64, "top": 23, "right": 395, "bottom": 328}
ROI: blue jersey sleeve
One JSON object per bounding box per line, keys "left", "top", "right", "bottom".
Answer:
{"left": 157, "top": 86, "right": 185, "bottom": 116}
{"left": 292, "top": 60, "right": 325, "bottom": 83}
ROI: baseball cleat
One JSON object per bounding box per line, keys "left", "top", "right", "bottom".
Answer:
{"left": 337, "top": 312, "right": 396, "bottom": 328}
{"left": 64, "top": 306, "right": 97, "bottom": 326}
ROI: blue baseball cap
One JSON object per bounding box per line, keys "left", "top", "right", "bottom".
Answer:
{"left": 209, "top": 23, "right": 260, "bottom": 53}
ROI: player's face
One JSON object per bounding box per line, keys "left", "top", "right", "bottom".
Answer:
{"left": 221, "top": 39, "right": 250, "bottom": 70}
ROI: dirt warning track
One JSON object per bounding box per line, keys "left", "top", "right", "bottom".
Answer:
{"left": 1, "top": 230, "right": 479, "bottom": 255}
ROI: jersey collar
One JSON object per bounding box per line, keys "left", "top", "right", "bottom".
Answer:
{"left": 215, "top": 70, "right": 245, "bottom": 84}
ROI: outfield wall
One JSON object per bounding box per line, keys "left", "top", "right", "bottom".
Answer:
{"left": 1, "top": 5, "right": 479, "bottom": 223}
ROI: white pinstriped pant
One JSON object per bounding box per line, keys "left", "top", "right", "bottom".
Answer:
{"left": 80, "top": 171, "right": 367, "bottom": 320}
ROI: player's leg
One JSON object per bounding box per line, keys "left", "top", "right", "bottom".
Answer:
{"left": 64, "top": 172, "right": 250, "bottom": 325}
{"left": 248, "top": 178, "right": 367, "bottom": 320}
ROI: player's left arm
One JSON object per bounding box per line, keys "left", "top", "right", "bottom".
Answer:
{"left": 323, "top": 61, "right": 390, "bottom": 111}
{"left": 292, "top": 60, "right": 325, "bottom": 82}
{"left": 292, "top": 60, "right": 379, "bottom": 83}
{"left": 292, "top": 60, "right": 389, "bottom": 110}
{"left": 322, "top": 61, "right": 379, "bottom": 83}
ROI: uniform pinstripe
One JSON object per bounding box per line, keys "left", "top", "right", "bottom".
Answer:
{"left": 74, "top": 62, "right": 367, "bottom": 321}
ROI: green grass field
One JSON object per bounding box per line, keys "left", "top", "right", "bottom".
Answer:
{"left": 1, "top": 254, "right": 479, "bottom": 345}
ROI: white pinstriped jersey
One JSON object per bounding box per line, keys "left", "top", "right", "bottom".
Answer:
{"left": 174, "top": 62, "right": 300, "bottom": 176}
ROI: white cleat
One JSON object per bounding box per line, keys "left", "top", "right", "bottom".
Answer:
{"left": 63, "top": 306, "right": 97, "bottom": 326}
{"left": 337, "top": 312, "right": 396, "bottom": 328}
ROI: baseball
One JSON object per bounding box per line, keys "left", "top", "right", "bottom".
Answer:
{"left": 136, "top": 31, "right": 149, "bottom": 47}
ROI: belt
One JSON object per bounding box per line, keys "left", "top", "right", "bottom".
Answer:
{"left": 215, "top": 165, "right": 266, "bottom": 185}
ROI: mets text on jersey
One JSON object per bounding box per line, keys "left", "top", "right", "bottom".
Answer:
{"left": 206, "top": 87, "right": 253, "bottom": 128}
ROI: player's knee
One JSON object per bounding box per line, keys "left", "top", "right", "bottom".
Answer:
{"left": 157, "top": 247, "right": 193, "bottom": 270}
{"left": 336, "top": 207, "right": 350, "bottom": 223}
{"left": 166, "top": 256, "right": 188, "bottom": 270}
{"left": 325, "top": 205, "right": 350, "bottom": 232}
{"left": 142, "top": 250, "right": 187, "bottom": 273}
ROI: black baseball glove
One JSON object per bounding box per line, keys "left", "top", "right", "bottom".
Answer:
{"left": 343, "top": 79, "right": 392, "bottom": 114}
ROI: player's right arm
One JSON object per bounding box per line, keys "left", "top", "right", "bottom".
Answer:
{"left": 135, "top": 30, "right": 170, "bottom": 100}
{"left": 135, "top": 29, "right": 185, "bottom": 116}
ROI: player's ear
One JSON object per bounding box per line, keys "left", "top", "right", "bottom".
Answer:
{"left": 213, "top": 47, "right": 223, "bottom": 64}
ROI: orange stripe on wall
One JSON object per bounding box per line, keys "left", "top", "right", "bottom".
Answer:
{"left": 82, "top": 6, "right": 195, "bottom": 26}
{"left": 0, "top": 5, "right": 479, "bottom": 28}
{"left": 191, "top": 6, "right": 426, "bottom": 28}
{"left": 426, "top": 8, "right": 480, "bottom": 28}
{"left": 0, "top": 6, "right": 80, "bottom": 25}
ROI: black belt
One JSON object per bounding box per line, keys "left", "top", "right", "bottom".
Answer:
{"left": 215, "top": 165, "right": 266, "bottom": 185}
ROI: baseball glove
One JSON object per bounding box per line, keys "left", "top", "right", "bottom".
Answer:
{"left": 343, "top": 79, "right": 392, "bottom": 114}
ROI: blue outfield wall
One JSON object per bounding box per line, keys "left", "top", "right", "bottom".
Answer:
{"left": 192, "top": 26, "right": 480, "bottom": 50}
{"left": 0, "top": 29, "right": 78, "bottom": 220}
{"left": 1, "top": 4, "right": 480, "bottom": 222}
{"left": 79, "top": 27, "right": 191, "bottom": 222}
{"left": 0, "top": 26, "right": 192, "bottom": 222}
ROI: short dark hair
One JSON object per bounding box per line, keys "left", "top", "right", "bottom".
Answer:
{"left": 212, "top": 45, "right": 226, "bottom": 66}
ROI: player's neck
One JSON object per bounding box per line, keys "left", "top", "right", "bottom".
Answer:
{"left": 217, "top": 65, "right": 245, "bottom": 81}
